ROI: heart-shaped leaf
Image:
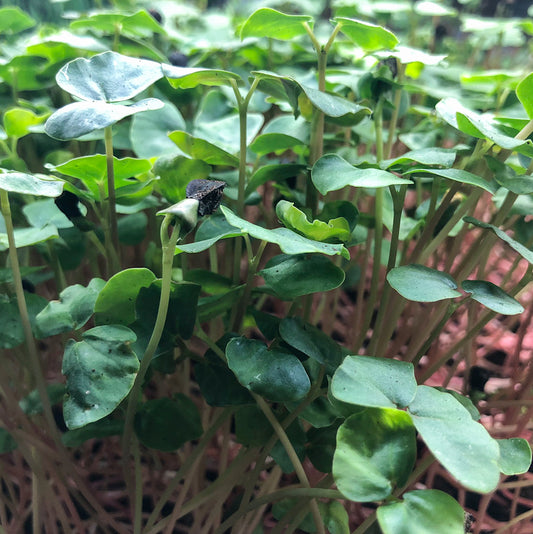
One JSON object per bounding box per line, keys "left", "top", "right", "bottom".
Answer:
{"left": 0, "top": 6, "right": 35, "bottom": 34}
{"left": 408, "top": 385, "right": 500, "bottom": 493}
{"left": 312, "top": 154, "right": 412, "bottom": 194}
{"left": 403, "top": 168, "right": 497, "bottom": 194}
{"left": 331, "top": 355, "right": 417, "bottom": 409}
{"left": 162, "top": 65, "right": 242, "bottom": 89}
{"left": 226, "top": 337, "right": 310, "bottom": 402}
{"left": 377, "top": 490, "right": 465, "bottom": 534}
{"left": 240, "top": 8, "right": 313, "bottom": 40}
{"left": 45, "top": 98, "right": 164, "bottom": 140}
{"left": 496, "top": 438, "right": 532, "bottom": 475}
{"left": 387, "top": 264, "right": 461, "bottom": 302}
{"left": 56, "top": 51, "right": 164, "bottom": 102}
{"left": 261, "top": 254, "right": 345, "bottom": 299}
{"left": 62, "top": 325, "right": 139, "bottom": 429}
{"left": 334, "top": 17, "right": 399, "bottom": 51}
{"left": 333, "top": 408, "right": 416, "bottom": 501}
{"left": 0, "top": 170, "right": 64, "bottom": 197}
{"left": 168, "top": 131, "right": 239, "bottom": 166}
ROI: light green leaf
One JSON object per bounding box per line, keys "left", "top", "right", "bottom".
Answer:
{"left": 3, "top": 108, "right": 48, "bottom": 140}
{"left": 408, "top": 385, "right": 501, "bottom": 493}
{"left": 312, "top": 154, "right": 412, "bottom": 194}
{"left": 462, "top": 280, "right": 524, "bottom": 315}
{"left": 334, "top": 17, "right": 399, "bottom": 51}
{"left": 221, "top": 206, "right": 349, "bottom": 258}
{"left": 333, "top": 408, "right": 416, "bottom": 501}
{"left": 331, "top": 355, "right": 417, "bottom": 409}
{"left": 240, "top": 8, "right": 312, "bottom": 40}
{"left": 387, "top": 264, "right": 461, "bottom": 302}
{"left": 45, "top": 99, "right": 164, "bottom": 141}
{"left": 0, "top": 6, "right": 35, "bottom": 34}
{"left": 382, "top": 148, "right": 456, "bottom": 169}
{"left": 168, "top": 131, "right": 239, "bottom": 166}
{"left": 94, "top": 268, "right": 156, "bottom": 325}
{"left": 62, "top": 325, "right": 139, "bottom": 429}
{"left": 276, "top": 200, "right": 351, "bottom": 243}
{"left": 497, "top": 438, "right": 532, "bottom": 475}
{"left": 162, "top": 65, "right": 242, "bottom": 89}
{"left": 0, "top": 170, "right": 64, "bottom": 197}
{"left": 56, "top": 51, "right": 164, "bottom": 102}
{"left": 377, "top": 490, "right": 464, "bottom": 534}
{"left": 517, "top": 73, "right": 533, "bottom": 119}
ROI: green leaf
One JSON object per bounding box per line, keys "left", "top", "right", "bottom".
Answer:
{"left": 45, "top": 99, "right": 164, "bottom": 141}
{"left": 0, "top": 170, "right": 64, "bottom": 197}
{"left": 221, "top": 206, "right": 349, "bottom": 258}
{"left": 235, "top": 405, "right": 272, "bottom": 446}
{"left": 322, "top": 500, "right": 350, "bottom": 534}
{"left": 333, "top": 408, "right": 416, "bottom": 501}
{"left": 279, "top": 317, "right": 344, "bottom": 374}
{"left": 134, "top": 395, "right": 202, "bottom": 451}
{"left": 36, "top": 278, "right": 106, "bottom": 337}
{"left": 130, "top": 102, "right": 186, "bottom": 158}
{"left": 276, "top": 200, "right": 351, "bottom": 243}
{"left": 0, "top": 428, "right": 17, "bottom": 453}
{"left": 0, "top": 56, "right": 47, "bottom": 91}
{"left": 226, "top": 337, "right": 310, "bottom": 402}
{"left": 377, "top": 490, "right": 464, "bottom": 534}
{"left": 408, "top": 385, "right": 500, "bottom": 492}
{"left": 462, "top": 280, "right": 524, "bottom": 315}
{"left": 162, "top": 65, "right": 242, "bottom": 89}
{"left": 51, "top": 155, "right": 152, "bottom": 200}
{"left": 312, "top": 154, "right": 412, "bottom": 195}
{"left": 154, "top": 155, "right": 211, "bottom": 204}
{"left": 382, "top": 148, "right": 456, "bottom": 169}
{"left": 464, "top": 217, "right": 533, "bottom": 264}
{"left": 260, "top": 254, "right": 345, "bottom": 299}
{"left": 249, "top": 115, "right": 308, "bottom": 155}
{"left": 62, "top": 325, "right": 139, "bottom": 429}
{"left": 94, "top": 268, "right": 156, "bottom": 325}
{"left": 486, "top": 157, "right": 533, "bottom": 195}
{"left": 70, "top": 10, "right": 165, "bottom": 38}
{"left": 307, "top": 424, "right": 340, "bottom": 473}
{"left": 168, "top": 131, "right": 239, "bottom": 166}
{"left": 0, "top": 226, "right": 59, "bottom": 251}
{"left": 3, "top": 108, "right": 48, "bottom": 140}
{"left": 246, "top": 164, "right": 307, "bottom": 196}
{"left": 56, "top": 51, "right": 163, "bottom": 102}
{"left": 497, "top": 438, "right": 532, "bottom": 475}
{"left": 331, "top": 355, "right": 417, "bottom": 409}
{"left": 403, "top": 168, "right": 497, "bottom": 194}
{"left": 387, "top": 264, "right": 461, "bottom": 302}
{"left": 0, "top": 298, "right": 23, "bottom": 348}
{"left": 516, "top": 73, "right": 533, "bottom": 119}
{"left": 0, "top": 6, "right": 35, "bottom": 34}
{"left": 240, "top": 8, "right": 312, "bottom": 40}
{"left": 62, "top": 418, "right": 124, "bottom": 447}
{"left": 436, "top": 98, "right": 532, "bottom": 154}
{"left": 118, "top": 212, "right": 147, "bottom": 245}
{"left": 334, "top": 17, "right": 399, "bottom": 51}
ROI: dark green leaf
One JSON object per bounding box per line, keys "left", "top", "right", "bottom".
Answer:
{"left": 62, "top": 325, "right": 139, "bottom": 429}
{"left": 0, "top": 428, "right": 17, "bottom": 453}
{"left": 462, "top": 280, "right": 524, "bottom": 315}
{"left": 226, "top": 337, "right": 310, "bottom": 402}
{"left": 134, "top": 395, "right": 202, "bottom": 451}
{"left": 62, "top": 418, "right": 124, "bottom": 447}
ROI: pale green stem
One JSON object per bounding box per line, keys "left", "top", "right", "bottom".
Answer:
{"left": 104, "top": 126, "right": 120, "bottom": 274}
{"left": 121, "top": 216, "right": 181, "bottom": 523}
{"left": 252, "top": 394, "right": 325, "bottom": 534}
{"left": 0, "top": 189, "right": 58, "bottom": 441}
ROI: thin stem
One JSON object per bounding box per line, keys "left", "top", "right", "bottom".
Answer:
{"left": 0, "top": 189, "right": 58, "bottom": 442}
{"left": 121, "top": 217, "right": 181, "bottom": 515}
{"left": 104, "top": 125, "right": 120, "bottom": 274}
{"left": 252, "top": 394, "right": 325, "bottom": 534}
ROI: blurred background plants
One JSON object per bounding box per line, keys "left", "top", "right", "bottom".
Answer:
{"left": 1, "top": 0, "right": 532, "bottom": 532}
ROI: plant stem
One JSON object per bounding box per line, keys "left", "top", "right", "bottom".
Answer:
{"left": 252, "top": 393, "right": 325, "bottom": 534}
{"left": 121, "top": 215, "right": 181, "bottom": 522}
{"left": 0, "top": 189, "right": 58, "bottom": 442}
{"left": 104, "top": 125, "right": 120, "bottom": 274}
